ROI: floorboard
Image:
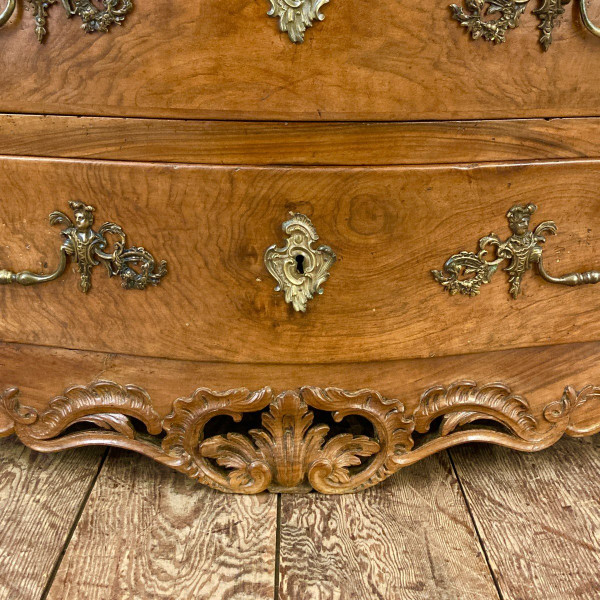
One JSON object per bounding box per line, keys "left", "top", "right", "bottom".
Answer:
{"left": 278, "top": 453, "right": 500, "bottom": 600}
{"left": 451, "top": 436, "right": 600, "bottom": 600}
{"left": 44, "top": 448, "right": 278, "bottom": 600}
{"left": 0, "top": 438, "right": 104, "bottom": 600}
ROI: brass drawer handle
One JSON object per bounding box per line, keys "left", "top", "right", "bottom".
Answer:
{"left": 0, "top": 201, "right": 167, "bottom": 293}
{"left": 580, "top": 0, "right": 600, "bottom": 36}
{"left": 264, "top": 213, "right": 336, "bottom": 312}
{"left": 0, "top": 0, "right": 132, "bottom": 42}
{"left": 432, "top": 203, "right": 600, "bottom": 298}
{"left": 0, "top": 0, "right": 15, "bottom": 27}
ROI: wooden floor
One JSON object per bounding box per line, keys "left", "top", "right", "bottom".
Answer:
{"left": 1, "top": 435, "right": 599, "bottom": 600}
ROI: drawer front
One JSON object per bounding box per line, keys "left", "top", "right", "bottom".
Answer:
{"left": 1, "top": 0, "right": 600, "bottom": 121}
{"left": 0, "top": 157, "right": 599, "bottom": 364}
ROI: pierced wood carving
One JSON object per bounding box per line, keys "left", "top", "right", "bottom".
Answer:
{"left": 2, "top": 379, "right": 599, "bottom": 494}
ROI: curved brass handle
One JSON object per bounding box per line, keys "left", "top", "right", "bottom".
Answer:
{"left": 432, "top": 203, "right": 600, "bottom": 298}
{"left": 579, "top": 0, "right": 600, "bottom": 37}
{"left": 0, "top": 201, "right": 167, "bottom": 293}
{"left": 0, "top": 0, "right": 16, "bottom": 27}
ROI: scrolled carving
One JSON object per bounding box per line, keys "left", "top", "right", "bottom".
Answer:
{"left": 2, "top": 379, "right": 599, "bottom": 494}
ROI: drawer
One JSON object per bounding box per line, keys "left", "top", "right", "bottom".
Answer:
{"left": 1, "top": 157, "right": 600, "bottom": 364}
{"left": 1, "top": 0, "right": 600, "bottom": 121}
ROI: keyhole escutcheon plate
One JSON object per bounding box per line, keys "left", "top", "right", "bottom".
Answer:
{"left": 264, "top": 214, "right": 336, "bottom": 312}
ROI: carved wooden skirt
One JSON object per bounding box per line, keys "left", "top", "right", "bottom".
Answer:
{"left": 0, "top": 158, "right": 599, "bottom": 494}
{"left": 1, "top": 0, "right": 600, "bottom": 495}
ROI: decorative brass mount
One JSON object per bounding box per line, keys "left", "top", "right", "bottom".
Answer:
{"left": 267, "top": 0, "right": 329, "bottom": 43}
{"left": 2, "top": 380, "right": 598, "bottom": 494}
{"left": 0, "top": 0, "right": 132, "bottom": 43}
{"left": 432, "top": 204, "right": 600, "bottom": 298}
{"left": 0, "top": 201, "right": 166, "bottom": 293}
{"left": 264, "top": 213, "right": 336, "bottom": 312}
{"left": 450, "top": 0, "right": 600, "bottom": 50}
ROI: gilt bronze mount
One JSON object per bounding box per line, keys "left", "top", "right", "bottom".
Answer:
{"left": 265, "top": 213, "right": 336, "bottom": 312}
{"left": 432, "top": 204, "right": 600, "bottom": 298}
{"left": 0, "top": 0, "right": 132, "bottom": 42}
{"left": 267, "top": 0, "right": 329, "bottom": 43}
{"left": 0, "top": 201, "right": 166, "bottom": 293}
{"left": 450, "top": 0, "right": 600, "bottom": 50}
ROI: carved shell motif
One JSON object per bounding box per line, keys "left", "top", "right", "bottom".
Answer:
{"left": 267, "top": 0, "right": 330, "bottom": 43}
{"left": 2, "top": 380, "right": 599, "bottom": 494}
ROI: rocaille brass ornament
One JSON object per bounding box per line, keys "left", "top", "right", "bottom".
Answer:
{"left": 0, "top": 0, "right": 132, "bottom": 43}
{"left": 267, "top": 0, "right": 329, "bottom": 43}
{"left": 450, "top": 0, "right": 600, "bottom": 50}
{"left": 265, "top": 213, "right": 336, "bottom": 312}
{"left": 0, "top": 201, "right": 166, "bottom": 293}
{"left": 432, "top": 204, "right": 600, "bottom": 298}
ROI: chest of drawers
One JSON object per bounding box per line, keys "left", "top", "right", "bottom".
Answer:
{"left": 1, "top": 0, "right": 600, "bottom": 495}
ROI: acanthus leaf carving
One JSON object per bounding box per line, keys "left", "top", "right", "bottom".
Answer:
{"left": 2, "top": 379, "right": 599, "bottom": 494}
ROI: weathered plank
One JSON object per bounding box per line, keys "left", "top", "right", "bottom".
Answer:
{"left": 45, "top": 449, "right": 278, "bottom": 600}
{"left": 2, "top": 115, "right": 600, "bottom": 166}
{"left": 451, "top": 436, "right": 600, "bottom": 600}
{"left": 0, "top": 438, "right": 104, "bottom": 600}
{"left": 278, "top": 453, "right": 499, "bottom": 600}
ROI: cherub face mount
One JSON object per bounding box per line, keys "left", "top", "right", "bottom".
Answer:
{"left": 0, "top": 201, "right": 167, "bottom": 293}
{"left": 432, "top": 203, "right": 600, "bottom": 299}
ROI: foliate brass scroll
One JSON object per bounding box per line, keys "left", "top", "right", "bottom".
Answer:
{"left": 450, "top": 0, "right": 571, "bottom": 50}
{"left": 265, "top": 214, "right": 336, "bottom": 312}
{"left": 0, "top": 201, "right": 166, "bottom": 293}
{"left": 2, "top": 380, "right": 599, "bottom": 494}
{"left": 432, "top": 204, "right": 600, "bottom": 298}
{"left": 267, "top": 0, "right": 329, "bottom": 43}
{"left": 0, "top": 0, "right": 132, "bottom": 42}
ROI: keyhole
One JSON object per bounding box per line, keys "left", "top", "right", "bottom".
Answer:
{"left": 295, "top": 254, "right": 305, "bottom": 275}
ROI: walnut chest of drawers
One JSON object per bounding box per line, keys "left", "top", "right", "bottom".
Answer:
{"left": 1, "top": 0, "right": 600, "bottom": 495}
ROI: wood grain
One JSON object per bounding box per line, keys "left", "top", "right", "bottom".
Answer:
{"left": 0, "top": 438, "right": 104, "bottom": 600}
{"left": 1, "top": 157, "right": 600, "bottom": 363}
{"left": 1, "top": 1, "right": 600, "bottom": 121}
{"left": 3, "top": 115, "right": 600, "bottom": 166}
{"left": 278, "top": 453, "right": 499, "bottom": 600}
{"left": 45, "top": 449, "right": 277, "bottom": 600}
{"left": 0, "top": 339, "right": 598, "bottom": 431}
{"left": 451, "top": 436, "right": 600, "bottom": 599}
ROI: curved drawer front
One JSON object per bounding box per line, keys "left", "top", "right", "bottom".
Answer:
{"left": 0, "top": 157, "right": 599, "bottom": 364}
{"left": 1, "top": 0, "right": 600, "bottom": 120}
